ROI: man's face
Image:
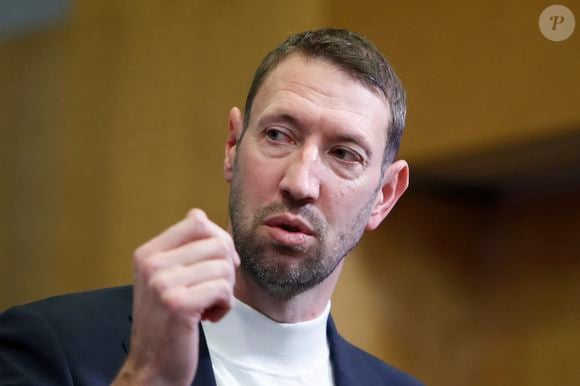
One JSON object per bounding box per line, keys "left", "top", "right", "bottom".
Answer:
{"left": 226, "top": 54, "right": 392, "bottom": 299}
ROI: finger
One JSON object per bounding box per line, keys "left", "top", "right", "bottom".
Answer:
{"left": 187, "top": 219, "right": 240, "bottom": 267}
{"left": 143, "top": 236, "right": 237, "bottom": 274}
{"left": 134, "top": 209, "right": 226, "bottom": 258}
{"left": 198, "top": 224, "right": 241, "bottom": 267}
{"left": 162, "top": 279, "right": 234, "bottom": 318}
{"left": 149, "top": 259, "right": 235, "bottom": 293}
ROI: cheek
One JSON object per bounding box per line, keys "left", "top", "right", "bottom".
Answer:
{"left": 320, "top": 187, "right": 352, "bottom": 221}
{"left": 237, "top": 151, "right": 282, "bottom": 203}
{"left": 322, "top": 182, "right": 377, "bottom": 223}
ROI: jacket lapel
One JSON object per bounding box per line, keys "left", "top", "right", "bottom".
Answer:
{"left": 327, "top": 316, "right": 358, "bottom": 386}
{"left": 124, "top": 311, "right": 216, "bottom": 386}
{"left": 192, "top": 326, "right": 217, "bottom": 386}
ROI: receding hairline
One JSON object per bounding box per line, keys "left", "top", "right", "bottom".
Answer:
{"left": 241, "top": 28, "right": 406, "bottom": 166}
{"left": 243, "top": 52, "right": 391, "bottom": 133}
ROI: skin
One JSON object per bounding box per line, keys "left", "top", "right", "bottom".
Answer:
{"left": 113, "top": 53, "right": 409, "bottom": 386}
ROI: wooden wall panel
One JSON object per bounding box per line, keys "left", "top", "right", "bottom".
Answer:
{"left": 0, "top": 0, "right": 329, "bottom": 305}
{"left": 2, "top": 2, "right": 579, "bottom": 386}
{"left": 333, "top": 189, "right": 580, "bottom": 385}
{"left": 330, "top": 0, "right": 580, "bottom": 162}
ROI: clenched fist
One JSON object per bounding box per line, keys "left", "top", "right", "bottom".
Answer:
{"left": 112, "top": 209, "right": 240, "bottom": 386}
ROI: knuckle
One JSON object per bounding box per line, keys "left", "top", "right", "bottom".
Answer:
{"left": 182, "top": 242, "right": 201, "bottom": 261}
{"left": 186, "top": 209, "right": 209, "bottom": 234}
{"left": 149, "top": 272, "right": 169, "bottom": 294}
{"left": 224, "top": 234, "right": 236, "bottom": 252}
{"left": 132, "top": 245, "right": 151, "bottom": 263}
{"left": 225, "top": 260, "right": 236, "bottom": 280}
{"left": 140, "top": 255, "right": 161, "bottom": 278}
{"left": 214, "top": 237, "right": 231, "bottom": 256}
{"left": 223, "top": 232, "right": 234, "bottom": 244}
{"left": 212, "top": 260, "right": 230, "bottom": 278}
{"left": 217, "top": 259, "right": 234, "bottom": 279}
{"left": 186, "top": 208, "right": 206, "bottom": 222}
{"left": 161, "top": 288, "right": 185, "bottom": 314}
{"left": 215, "top": 278, "right": 233, "bottom": 300}
{"left": 200, "top": 261, "right": 219, "bottom": 280}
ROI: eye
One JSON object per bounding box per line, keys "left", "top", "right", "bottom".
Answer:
{"left": 265, "top": 128, "right": 293, "bottom": 144}
{"left": 330, "top": 147, "right": 362, "bottom": 163}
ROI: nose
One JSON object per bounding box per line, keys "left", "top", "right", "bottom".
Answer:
{"left": 278, "top": 145, "right": 321, "bottom": 204}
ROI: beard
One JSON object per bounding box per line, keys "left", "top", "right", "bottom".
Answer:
{"left": 229, "top": 168, "right": 378, "bottom": 300}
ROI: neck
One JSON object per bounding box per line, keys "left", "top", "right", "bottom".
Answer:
{"left": 234, "top": 260, "right": 344, "bottom": 323}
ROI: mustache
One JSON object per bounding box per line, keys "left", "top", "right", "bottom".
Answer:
{"left": 253, "top": 202, "right": 326, "bottom": 235}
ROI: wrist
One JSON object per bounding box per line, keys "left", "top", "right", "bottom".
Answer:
{"left": 112, "top": 356, "right": 192, "bottom": 386}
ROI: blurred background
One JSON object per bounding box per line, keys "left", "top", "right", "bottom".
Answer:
{"left": 1, "top": 1, "right": 579, "bottom": 385}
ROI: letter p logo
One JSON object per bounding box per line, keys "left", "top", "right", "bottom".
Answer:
{"left": 539, "top": 5, "right": 576, "bottom": 41}
{"left": 550, "top": 15, "right": 565, "bottom": 30}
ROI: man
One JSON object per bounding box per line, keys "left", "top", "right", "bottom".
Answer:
{"left": 0, "top": 28, "right": 421, "bottom": 385}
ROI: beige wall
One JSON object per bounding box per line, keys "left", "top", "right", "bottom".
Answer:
{"left": 1, "top": 1, "right": 579, "bottom": 385}
{"left": 0, "top": 0, "right": 329, "bottom": 303}
{"left": 331, "top": 0, "right": 580, "bottom": 161}
{"left": 334, "top": 189, "right": 580, "bottom": 385}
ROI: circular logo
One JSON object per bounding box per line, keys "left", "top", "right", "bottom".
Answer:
{"left": 539, "top": 5, "right": 575, "bottom": 41}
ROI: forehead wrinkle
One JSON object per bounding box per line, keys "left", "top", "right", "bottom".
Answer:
{"left": 259, "top": 92, "right": 374, "bottom": 139}
{"left": 275, "top": 83, "right": 377, "bottom": 122}
{"left": 256, "top": 53, "right": 390, "bottom": 121}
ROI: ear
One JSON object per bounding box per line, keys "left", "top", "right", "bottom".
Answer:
{"left": 366, "top": 160, "right": 409, "bottom": 230}
{"left": 224, "top": 107, "right": 244, "bottom": 183}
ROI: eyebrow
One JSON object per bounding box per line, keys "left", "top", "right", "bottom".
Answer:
{"left": 263, "top": 112, "right": 375, "bottom": 159}
{"left": 274, "top": 112, "right": 301, "bottom": 128}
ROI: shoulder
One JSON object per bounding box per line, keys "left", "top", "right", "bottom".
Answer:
{"left": 1, "top": 285, "right": 132, "bottom": 330}
{"left": 0, "top": 286, "right": 133, "bottom": 385}
{"left": 2, "top": 285, "right": 134, "bottom": 352}
{"left": 327, "top": 317, "right": 424, "bottom": 386}
{"left": 1, "top": 286, "right": 133, "bottom": 336}
{"left": 337, "top": 337, "right": 424, "bottom": 386}
{"left": 10, "top": 285, "right": 133, "bottom": 315}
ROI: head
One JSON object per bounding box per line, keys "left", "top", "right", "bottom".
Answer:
{"left": 243, "top": 28, "right": 406, "bottom": 167}
{"left": 224, "top": 28, "right": 409, "bottom": 300}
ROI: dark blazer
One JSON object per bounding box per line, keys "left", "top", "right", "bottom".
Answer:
{"left": 0, "top": 286, "right": 423, "bottom": 386}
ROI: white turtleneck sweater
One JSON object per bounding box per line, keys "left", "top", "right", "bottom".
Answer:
{"left": 201, "top": 298, "right": 334, "bottom": 386}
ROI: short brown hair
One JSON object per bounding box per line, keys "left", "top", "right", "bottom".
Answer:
{"left": 243, "top": 28, "right": 406, "bottom": 165}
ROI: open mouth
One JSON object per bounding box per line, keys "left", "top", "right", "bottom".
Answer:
{"left": 263, "top": 215, "right": 317, "bottom": 244}
{"left": 264, "top": 216, "right": 315, "bottom": 235}
{"left": 279, "top": 224, "right": 301, "bottom": 233}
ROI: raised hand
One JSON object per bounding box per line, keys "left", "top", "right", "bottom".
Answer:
{"left": 112, "top": 209, "right": 239, "bottom": 386}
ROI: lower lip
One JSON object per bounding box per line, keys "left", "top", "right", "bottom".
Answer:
{"left": 265, "top": 226, "right": 314, "bottom": 246}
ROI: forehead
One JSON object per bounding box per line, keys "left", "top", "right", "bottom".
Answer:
{"left": 249, "top": 54, "right": 390, "bottom": 150}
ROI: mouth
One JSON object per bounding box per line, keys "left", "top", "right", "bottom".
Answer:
{"left": 262, "top": 214, "right": 317, "bottom": 246}
{"left": 263, "top": 215, "right": 316, "bottom": 236}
